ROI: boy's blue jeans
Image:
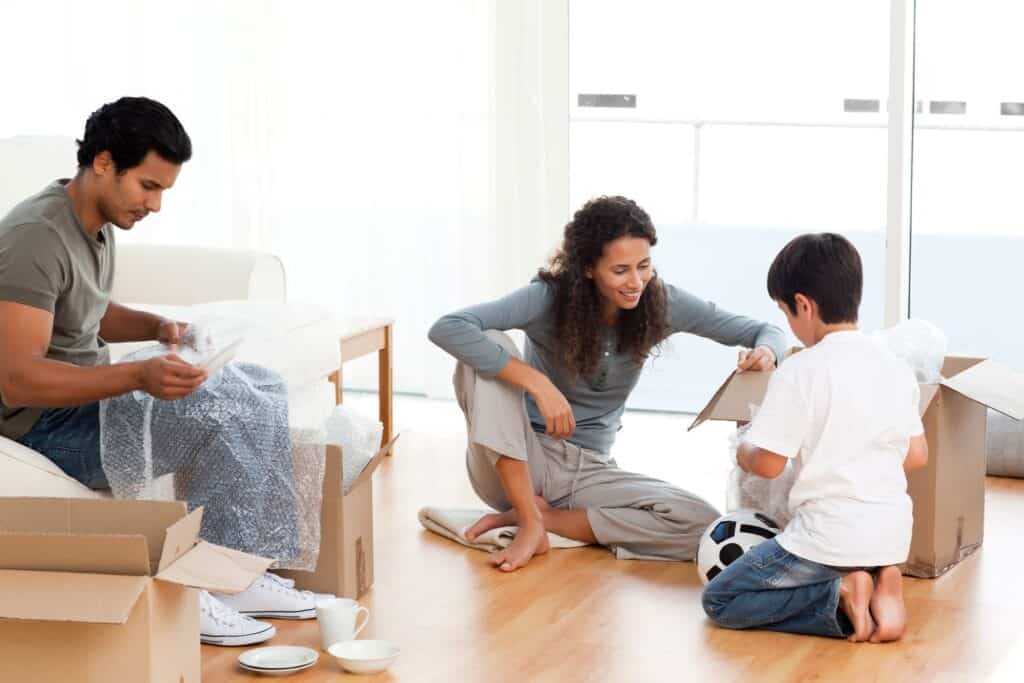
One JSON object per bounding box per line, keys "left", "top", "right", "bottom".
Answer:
{"left": 16, "top": 404, "right": 109, "bottom": 489}
{"left": 701, "top": 539, "right": 855, "bottom": 639}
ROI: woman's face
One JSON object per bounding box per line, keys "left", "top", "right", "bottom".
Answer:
{"left": 588, "top": 235, "right": 653, "bottom": 313}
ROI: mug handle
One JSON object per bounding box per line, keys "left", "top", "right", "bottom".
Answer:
{"left": 353, "top": 606, "right": 370, "bottom": 638}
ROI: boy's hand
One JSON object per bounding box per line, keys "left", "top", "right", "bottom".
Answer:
{"left": 737, "top": 346, "right": 776, "bottom": 373}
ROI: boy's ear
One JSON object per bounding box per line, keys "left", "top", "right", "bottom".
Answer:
{"left": 793, "top": 292, "right": 815, "bottom": 317}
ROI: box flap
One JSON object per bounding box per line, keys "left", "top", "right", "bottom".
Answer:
{"left": 940, "top": 359, "right": 1024, "bottom": 420}
{"left": 350, "top": 434, "right": 401, "bottom": 491}
{"left": 0, "top": 533, "right": 151, "bottom": 575}
{"left": 0, "top": 569, "right": 147, "bottom": 624}
{"left": 918, "top": 384, "right": 940, "bottom": 417}
{"left": 157, "top": 508, "right": 203, "bottom": 574}
{"left": 156, "top": 541, "right": 273, "bottom": 593}
{"left": 688, "top": 370, "right": 772, "bottom": 431}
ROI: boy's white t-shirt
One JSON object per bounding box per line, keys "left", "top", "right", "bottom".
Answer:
{"left": 744, "top": 330, "right": 924, "bottom": 567}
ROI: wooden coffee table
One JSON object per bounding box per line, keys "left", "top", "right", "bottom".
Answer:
{"left": 326, "top": 318, "right": 394, "bottom": 450}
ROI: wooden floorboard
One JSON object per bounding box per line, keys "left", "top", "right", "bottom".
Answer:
{"left": 202, "top": 395, "right": 1024, "bottom": 682}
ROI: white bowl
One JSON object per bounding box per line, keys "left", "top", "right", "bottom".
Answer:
{"left": 327, "top": 639, "right": 400, "bottom": 675}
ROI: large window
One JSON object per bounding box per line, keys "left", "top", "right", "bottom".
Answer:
{"left": 570, "top": 1, "right": 891, "bottom": 410}
{"left": 909, "top": 1, "right": 1024, "bottom": 365}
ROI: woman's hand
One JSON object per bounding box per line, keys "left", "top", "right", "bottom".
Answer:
{"left": 737, "top": 345, "right": 776, "bottom": 373}
{"left": 532, "top": 379, "right": 576, "bottom": 440}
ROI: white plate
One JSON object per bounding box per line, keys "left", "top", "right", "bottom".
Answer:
{"left": 239, "top": 646, "right": 318, "bottom": 674}
{"left": 201, "top": 337, "right": 244, "bottom": 375}
{"left": 239, "top": 660, "right": 315, "bottom": 677}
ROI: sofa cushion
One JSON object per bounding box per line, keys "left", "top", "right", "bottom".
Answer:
{"left": 0, "top": 436, "right": 105, "bottom": 499}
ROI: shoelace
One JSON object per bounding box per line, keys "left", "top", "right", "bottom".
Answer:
{"left": 260, "top": 572, "right": 315, "bottom": 600}
{"left": 201, "top": 592, "right": 251, "bottom": 629}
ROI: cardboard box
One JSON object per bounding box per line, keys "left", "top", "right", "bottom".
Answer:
{"left": 278, "top": 436, "right": 398, "bottom": 599}
{"left": 0, "top": 497, "right": 272, "bottom": 683}
{"left": 690, "top": 356, "right": 1024, "bottom": 578}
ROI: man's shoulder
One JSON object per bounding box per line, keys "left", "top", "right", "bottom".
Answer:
{"left": 0, "top": 182, "right": 71, "bottom": 238}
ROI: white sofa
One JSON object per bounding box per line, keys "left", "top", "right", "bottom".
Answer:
{"left": 0, "top": 135, "right": 341, "bottom": 499}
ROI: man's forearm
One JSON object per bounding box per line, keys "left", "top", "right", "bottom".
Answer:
{"left": 99, "top": 302, "right": 162, "bottom": 343}
{"left": 1, "top": 357, "right": 142, "bottom": 408}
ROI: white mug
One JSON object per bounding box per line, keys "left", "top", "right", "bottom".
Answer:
{"left": 316, "top": 598, "right": 370, "bottom": 651}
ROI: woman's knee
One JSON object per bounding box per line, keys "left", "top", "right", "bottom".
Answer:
{"left": 482, "top": 330, "right": 523, "bottom": 360}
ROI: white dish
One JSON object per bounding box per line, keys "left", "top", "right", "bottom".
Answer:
{"left": 201, "top": 338, "right": 244, "bottom": 375}
{"left": 239, "top": 660, "right": 315, "bottom": 677}
{"left": 327, "top": 639, "right": 400, "bottom": 675}
{"left": 238, "top": 646, "right": 318, "bottom": 675}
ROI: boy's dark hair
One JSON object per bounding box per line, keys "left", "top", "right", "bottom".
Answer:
{"left": 767, "top": 233, "right": 862, "bottom": 323}
{"left": 76, "top": 97, "right": 192, "bottom": 171}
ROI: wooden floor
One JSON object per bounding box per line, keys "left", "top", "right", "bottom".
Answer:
{"left": 203, "top": 394, "right": 1024, "bottom": 682}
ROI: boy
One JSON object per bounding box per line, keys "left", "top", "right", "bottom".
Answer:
{"left": 702, "top": 233, "right": 928, "bottom": 643}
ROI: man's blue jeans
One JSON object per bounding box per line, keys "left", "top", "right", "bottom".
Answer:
{"left": 701, "top": 539, "right": 855, "bottom": 639}
{"left": 17, "top": 403, "right": 109, "bottom": 489}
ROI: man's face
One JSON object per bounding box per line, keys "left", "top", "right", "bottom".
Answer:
{"left": 94, "top": 150, "right": 181, "bottom": 230}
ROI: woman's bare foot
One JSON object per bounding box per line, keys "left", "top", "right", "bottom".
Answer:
{"left": 869, "top": 566, "right": 906, "bottom": 643}
{"left": 465, "top": 509, "right": 517, "bottom": 542}
{"left": 488, "top": 519, "right": 550, "bottom": 571}
{"left": 466, "top": 496, "right": 551, "bottom": 541}
{"left": 839, "top": 571, "right": 875, "bottom": 643}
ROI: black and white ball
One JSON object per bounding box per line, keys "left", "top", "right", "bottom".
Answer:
{"left": 697, "top": 509, "right": 780, "bottom": 585}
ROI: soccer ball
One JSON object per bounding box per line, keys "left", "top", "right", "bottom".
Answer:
{"left": 697, "top": 509, "right": 780, "bottom": 585}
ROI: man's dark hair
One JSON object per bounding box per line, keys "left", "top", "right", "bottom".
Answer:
{"left": 767, "top": 232, "right": 862, "bottom": 323}
{"left": 76, "top": 96, "right": 192, "bottom": 171}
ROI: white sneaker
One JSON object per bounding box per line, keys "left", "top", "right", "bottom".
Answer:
{"left": 199, "top": 591, "right": 276, "bottom": 647}
{"left": 212, "top": 572, "right": 319, "bottom": 620}
{"left": 276, "top": 576, "right": 336, "bottom": 605}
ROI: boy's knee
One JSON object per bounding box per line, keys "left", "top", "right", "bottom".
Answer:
{"left": 701, "top": 586, "right": 728, "bottom": 622}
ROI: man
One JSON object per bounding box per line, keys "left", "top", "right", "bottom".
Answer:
{"left": 0, "top": 97, "right": 319, "bottom": 647}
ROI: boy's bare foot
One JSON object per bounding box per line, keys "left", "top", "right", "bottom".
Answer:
{"left": 869, "top": 566, "right": 906, "bottom": 643}
{"left": 839, "top": 571, "right": 875, "bottom": 643}
{"left": 488, "top": 519, "right": 550, "bottom": 571}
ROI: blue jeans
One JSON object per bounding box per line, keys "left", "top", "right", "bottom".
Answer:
{"left": 701, "top": 539, "right": 854, "bottom": 639}
{"left": 16, "top": 403, "right": 109, "bottom": 490}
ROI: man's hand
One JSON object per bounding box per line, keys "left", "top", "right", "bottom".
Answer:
{"left": 137, "top": 354, "right": 207, "bottom": 400}
{"left": 737, "top": 345, "right": 776, "bottom": 373}
{"left": 156, "top": 319, "right": 190, "bottom": 351}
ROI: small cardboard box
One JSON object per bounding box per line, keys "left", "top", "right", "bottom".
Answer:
{"left": 0, "top": 497, "right": 272, "bottom": 683}
{"left": 278, "top": 436, "right": 398, "bottom": 599}
{"left": 690, "top": 356, "right": 1024, "bottom": 578}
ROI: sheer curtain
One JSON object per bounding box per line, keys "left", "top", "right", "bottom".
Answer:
{"left": 0, "top": 0, "right": 569, "bottom": 397}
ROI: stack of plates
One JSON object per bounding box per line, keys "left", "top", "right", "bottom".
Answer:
{"left": 238, "top": 646, "right": 319, "bottom": 676}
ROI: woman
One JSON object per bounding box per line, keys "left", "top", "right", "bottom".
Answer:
{"left": 428, "top": 196, "right": 785, "bottom": 571}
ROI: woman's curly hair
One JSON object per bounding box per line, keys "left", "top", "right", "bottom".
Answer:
{"left": 538, "top": 196, "right": 670, "bottom": 379}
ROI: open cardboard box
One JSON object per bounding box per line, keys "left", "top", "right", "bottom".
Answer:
{"left": 0, "top": 497, "right": 272, "bottom": 683}
{"left": 278, "top": 435, "right": 398, "bottom": 599}
{"left": 690, "top": 356, "right": 1024, "bottom": 578}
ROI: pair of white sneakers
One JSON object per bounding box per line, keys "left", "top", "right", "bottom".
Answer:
{"left": 200, "top": 572, "right": 332, "bottom": 647}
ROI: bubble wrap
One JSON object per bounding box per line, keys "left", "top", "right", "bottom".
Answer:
{"left": 987, "top": 409, "right": 1024, "bottom": 478}
{"left": 725, "top": 412, "right": 796, "bottom": 528}
{"left": 323, "top": 405, "right": 383, "bottom": 495}
{"left": 98, "top": 325, "right": 326, "bottom": 570}
{"left": 871, "top": 318, "right": 947, "bottom": 383}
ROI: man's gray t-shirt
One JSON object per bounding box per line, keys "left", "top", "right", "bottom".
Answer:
{"left": 429, "top": 279, "right": 787, "bottom": 455}
{"left": 0, "top": 180, "right": 115, "bottom": 439}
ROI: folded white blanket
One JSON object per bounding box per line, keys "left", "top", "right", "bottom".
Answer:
{"left": 418, "top": 507, "right": 588, "bottom": 552}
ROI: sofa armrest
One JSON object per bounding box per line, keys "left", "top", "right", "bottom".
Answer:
{"left": 111, "top": 244, "right": 287, "bottom": 305}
